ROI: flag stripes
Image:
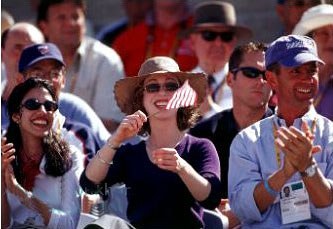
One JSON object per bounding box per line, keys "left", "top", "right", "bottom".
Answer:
{"left": 166, "top": 80, "right": 197, "bottom": 110}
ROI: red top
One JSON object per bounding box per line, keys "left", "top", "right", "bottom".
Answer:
{"left": 113, "top": 18, "right": 198, "bottom": 77}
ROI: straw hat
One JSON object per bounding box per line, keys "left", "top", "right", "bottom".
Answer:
{"left": 114, "top": 56, "right": 207, "bottom": 115}
{"left": 186, "top": 1, "right": 252, "bottom": 39}
{"left": 293, "top": 4, "right": 333, "bottom": 35}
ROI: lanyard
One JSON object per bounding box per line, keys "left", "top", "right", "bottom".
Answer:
{"left": 272, "top": 118, "right": 317, "bottom": 168}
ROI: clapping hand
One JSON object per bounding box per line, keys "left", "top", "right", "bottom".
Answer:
{"left": 275, "top": 121, "right": 321, "bottom": 173}
{"left": 1, "top": 138, "right": 16, "bottom": 185}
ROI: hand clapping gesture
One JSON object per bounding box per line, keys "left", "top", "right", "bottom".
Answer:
{"left": 275, "top": 120, "right": 321, "bottom": 173}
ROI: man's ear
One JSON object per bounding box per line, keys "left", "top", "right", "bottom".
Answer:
{"left": 265, "top": 71, "right": 278, "bottom": 91}
{"left": 226, "top": 72, "right": 234, "bottom": 87}
{"left": 38, "top": 21, "right": 49, "bottom": 38}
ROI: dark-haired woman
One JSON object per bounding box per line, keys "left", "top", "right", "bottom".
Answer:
{"left": 1, "top": 78, "right": 83, "bottom": 228}
{"left": 80, "top": 57, "right": 222, "bottom": 229}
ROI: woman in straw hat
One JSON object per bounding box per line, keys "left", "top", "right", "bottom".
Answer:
{"left": 80, "top": 56, "right": 222, "bottom": 228}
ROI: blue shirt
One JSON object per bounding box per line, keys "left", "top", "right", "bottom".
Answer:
{"left": 228, "top": 107, "right": 333, "bottom": 228}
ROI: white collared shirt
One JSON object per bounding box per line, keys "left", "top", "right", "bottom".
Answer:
{"left": 6, "top": 146, "right": 84, "bottom": 228}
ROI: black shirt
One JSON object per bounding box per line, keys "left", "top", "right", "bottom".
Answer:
{"left": 189, "top": 108, "right": 273, "bottom": 198}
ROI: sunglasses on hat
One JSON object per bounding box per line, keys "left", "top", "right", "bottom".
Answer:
{"left": 199, "top": 30, "right": 234, "bottom": 43}
{"left": 21, "top": 98, "right": 58, "bottom": 112}
{"left": 144, "top": 82, "right": 180, "bottom": 93}
{"left": 231, "top": 67, "right": 266, "bottom": 80}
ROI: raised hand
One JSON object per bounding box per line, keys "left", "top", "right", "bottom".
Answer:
{"left": 112, "top": 110, "right": 147, "bottom": 144}
{"left": 275, "top": 121, "right": 321, "bottom": 172}
{"left": 1, "top": 137, "right": 16, "bottom": 182}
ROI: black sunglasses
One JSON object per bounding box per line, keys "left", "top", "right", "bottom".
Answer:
{"left": 144, "top": 82, "right": 180, "bottom": 93}
{"left": 232, "top": 67, "right": 266, "bottom": 80}
{"left": 200, "top": 30, "right": 234, "bottom": 43}
{"left": 21, "top": 98, "right": 58, "bottom": 112}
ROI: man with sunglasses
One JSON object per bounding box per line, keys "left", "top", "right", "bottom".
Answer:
{"left": 228, "top": 35, "right": 333, "bottom": 227}
{"left": 190, "top": 42, "right": 272, "bottom": 228}
{"left": 188, "top": 1, "right": 252, "bottom": 119}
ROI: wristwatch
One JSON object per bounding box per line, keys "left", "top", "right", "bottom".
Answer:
{"left": 300, "top": 163, "right": 317, "bottom": 178}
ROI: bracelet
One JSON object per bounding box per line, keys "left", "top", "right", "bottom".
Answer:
{"left": 107, "top": 141, "right": 120, "bottom": 151}
{"left": 263, "top": 179, "right": 279, "bottom": 197}
{"left": 96, "top": 150, "right": 113, "bottom": 165}
{"left": 19, "top": 190, "right": 33, "bottom": 208}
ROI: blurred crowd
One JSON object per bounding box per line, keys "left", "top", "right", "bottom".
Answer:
{"left": 1, "top": 0, "right": 333, "bottom": 228}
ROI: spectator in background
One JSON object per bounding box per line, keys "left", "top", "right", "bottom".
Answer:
{"left": 97, "top": 0, "right": 153, "bottom": 46}
{"left": 1, "top": 78, "right": 83, "bottom": 228}
{"left": 37, "top": 0, "right": 125, "bottom": 133}
{"left": 113, "top": 0, "right": 197, "bottom": 77}
{"left": 80, "top": 56, "right": 222, "bottom": 228}
{"left": 293, "top": 4, "right": 333, "bottom": 120}
{"left": 229, "top": 35, "right": 333, "bottom": 227}
{"left": 1, "top": 24, "right": 110, "bottom": 148}
{"left": 275, "top": 0, "right": 322, "bottom": 35}
{"left": 190, "top": 42, "right": 272, "bottom": 228}
{"left": 1, "top": 10, "right": 14, "bottom": 34}
{"left": 188, "top": 1, "right": 252, "bottom": 118}
{"left": 17, "top": 43, "right": 108, "bottom": 165}
{"left": 1, "top": 10, "right": 15, "bottom": 84}
{"left": 1, "top": 22, "right": 44, "bottom": 128}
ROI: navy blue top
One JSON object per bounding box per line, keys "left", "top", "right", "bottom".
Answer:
{"left": 80, "top": 134, "right": 221, "bottom": 229}
{"left": 190, "top": 108, "right": 274, "bottom": 198}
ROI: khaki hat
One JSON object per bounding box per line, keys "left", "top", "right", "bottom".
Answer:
{"left": 114, "top": 56, "right": 207, "bottom": 115}
{"left": 292, "top": 4, "right": 333, "bottom": 35}
{"left": 187, "top": 1, "right": 252, "bottom": 39}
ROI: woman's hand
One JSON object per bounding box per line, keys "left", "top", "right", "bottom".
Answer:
{"left": 152, "top": 148, "right": 187, "bottom": 173}
{"left": 1, "top": 138, "right": 16, "bottom": 185}
{"left": 111, "top": 110, "right": 147, "bottom": 145}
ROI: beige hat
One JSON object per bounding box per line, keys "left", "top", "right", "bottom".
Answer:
{"left": 186, "top": 1, "right": 252, "bottom": 39}
{"left": 293, "top": 4, "right": 333, "bottom": 35}
{"left": 114, "top": 56, "right": 207, "bottom": 115}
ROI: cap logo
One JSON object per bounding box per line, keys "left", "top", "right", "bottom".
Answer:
{"left": 286, "top": 39, "right": 313, "bottom": 50}
{"left": 38, "top": 45, "right": 49, "bottom": 55}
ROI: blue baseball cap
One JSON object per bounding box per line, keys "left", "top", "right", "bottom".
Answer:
{"left": 265, "top": 35, "right": 324, "bottom": 68}
{"left": 19, "top": 43, "right": 65, "bottom": 73}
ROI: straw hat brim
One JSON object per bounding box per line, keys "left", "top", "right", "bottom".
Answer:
{"left": 292, "top": 14, "right": 333, "bottom": 35}
{"left": 114, "top": 72, "right": 207, "bottom": 115}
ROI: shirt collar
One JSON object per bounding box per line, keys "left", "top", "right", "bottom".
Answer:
{"left": 274, "top": 105, "right": 317, "bottom": 128}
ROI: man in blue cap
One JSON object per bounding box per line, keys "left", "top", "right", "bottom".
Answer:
{"left": 228, "top": 35, "right": 333, "bottom": 227}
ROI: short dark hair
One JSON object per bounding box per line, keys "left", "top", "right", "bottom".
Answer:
{"left": 5, "top": 77, "right": 72, "bottom": 186}
{"left": 229, "top": 42, "right": 267, "bottom": 72}
{"left": 266, "top": 62, "right": 281, "bottom": 75}
{"left": 132, "top": 80, "right": 200, "bottom": 136}
{"left": 37, "top": 0, "right": 87, "bottom": 23}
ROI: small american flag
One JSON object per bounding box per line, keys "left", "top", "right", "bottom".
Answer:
{"left": 166, "top": 80, "right": 197, "bottom": 110}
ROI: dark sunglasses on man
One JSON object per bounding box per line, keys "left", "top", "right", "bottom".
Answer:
{"left": 199, "top": 30, "right": 235, "bottom": 43}
{"left": 231, "top": 67, "right": 266, "bottom": 80}
{"left": 21, "top": 98, "right": 59, "bottom": 112}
